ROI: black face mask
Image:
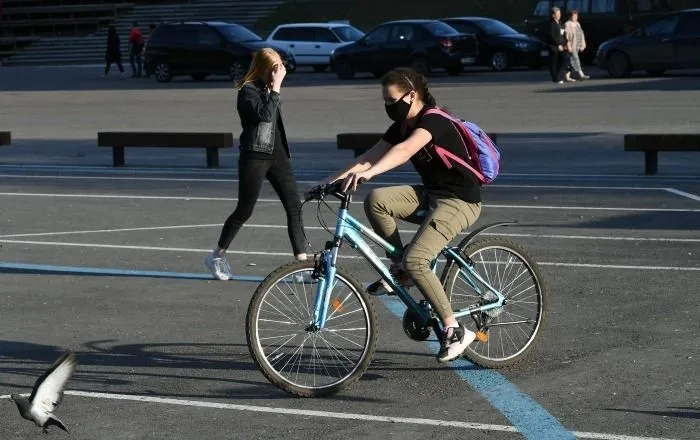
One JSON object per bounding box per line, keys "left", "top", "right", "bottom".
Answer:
{"left": 385, "top": 91, "right": 413, "bottom": 122}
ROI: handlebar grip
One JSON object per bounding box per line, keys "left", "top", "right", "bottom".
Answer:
{"left": 357, "top": 177, "right": 368, "bottom": 185}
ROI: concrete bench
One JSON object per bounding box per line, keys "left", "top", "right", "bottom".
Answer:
{"left": 337, "top": 132, "right": 498, "bottom": 157}
{"left": 624, "top": 134, "right": 700, "bottom": 175}
{"left": 0, "top": 132, "right": 11, "bottom": 146}
{"left": 97, "top": 131, "right": 234, "bottom": 168}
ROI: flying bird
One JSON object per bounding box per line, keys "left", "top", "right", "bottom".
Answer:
{"left": 11, "top": 350, "right": 77, "bottom": 434}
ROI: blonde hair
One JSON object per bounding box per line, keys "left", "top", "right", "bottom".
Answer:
{"left": 237, "top": 48, "right": 282, "bottom": 89}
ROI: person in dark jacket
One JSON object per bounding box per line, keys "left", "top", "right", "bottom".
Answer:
{"left": 547, "top": 6, "right": 566, "bottom": 83}
{"left": 104, "top": 25, "right": 124, "bottom": 77}
{"left": 205, "top": 48, "right": 310, "bottom": 281}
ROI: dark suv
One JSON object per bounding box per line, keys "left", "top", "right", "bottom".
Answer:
{"left": 143, "top": 21, "right": 296, "bottom": 83}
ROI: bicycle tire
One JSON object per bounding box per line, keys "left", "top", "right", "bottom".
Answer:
{"left": 441, "top": 238, "right": 548, "bottom": 368}
{"left": 246, "top": 260, "right": 379, "bottom": 397}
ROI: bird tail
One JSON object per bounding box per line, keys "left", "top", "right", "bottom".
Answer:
{"left": 43, "top": 415, "right": 68, "bottom": 433}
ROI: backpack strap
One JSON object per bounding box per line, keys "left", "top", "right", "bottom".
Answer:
{"left": 421, "top": 108, "right": 487, "bottom": 183}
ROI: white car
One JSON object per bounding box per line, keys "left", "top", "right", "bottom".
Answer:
{"left": 266, "top": 22, "right": 365, "bottom": 72}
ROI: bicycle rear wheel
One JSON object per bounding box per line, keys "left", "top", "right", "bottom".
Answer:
{"left": 246, "top": 260, "right": 378, "bottom": 397}
{"left": 441, "top": 238, "right": 547, "bottom": 368}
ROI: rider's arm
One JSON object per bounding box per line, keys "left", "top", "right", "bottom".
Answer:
{"left": 324, "top": 139, "right": 392, "bottom": 183}
{"left": 364, "top": 128, "right": 432, "bottom": 178}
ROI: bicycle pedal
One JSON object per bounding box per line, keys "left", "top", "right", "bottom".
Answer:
{"left": 475, "top": 331, "right": 488, "bottom": 343}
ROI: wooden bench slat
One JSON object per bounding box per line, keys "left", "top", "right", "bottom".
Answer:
{"left": 624, "top": 134, "right": 700, "bottom": 151}
{"left": 98, "top": 132, "right": 234, "bottom": 148}
{"left": 0, "top": 132, "right": 11, "bottom": 145}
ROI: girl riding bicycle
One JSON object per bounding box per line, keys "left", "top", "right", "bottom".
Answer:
{"left": 321, "top": 67, "right": 482, "bottom": 363}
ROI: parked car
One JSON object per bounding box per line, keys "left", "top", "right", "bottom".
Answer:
{"left": 441, "top": 17, "right": 549, "bottom": 71}
{"left": 595, "top": 8, "right": 700, "bottom": 77}
{"left": 329, "top": 19, "right": 479, "bottom": 79}
{"left": 523, "top": 0, "right": 672, "bottom": 64}
{"left": 143, "top": 21, "right": 296, "bottom": 83}
{"left": 266, "top": 22, "right": 364, "bottom": 72}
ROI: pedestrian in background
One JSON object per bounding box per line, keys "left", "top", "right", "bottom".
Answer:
{"left": 103, "top": 25, "right": 124, "bottom": 78}
{"left": 547, "top": 7, "right": 566, "bottom": 83}
{"left": 565, "top": 10, "right": 590, "bottom": 80}
{"left": 128, "top": 21, "right": 144, "bottom": 78}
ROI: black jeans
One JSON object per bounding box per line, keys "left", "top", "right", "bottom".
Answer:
{"left": 218, "top": 155, "right": 306, "bottom": 255}
{"left": 130, "top": 47, "right": 142, "bottom": 77}
{"left": 549, "top": 48, "right": 566, "bottom": 82}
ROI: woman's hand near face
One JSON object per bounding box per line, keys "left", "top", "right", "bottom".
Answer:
{"left": 271, "top": 63, "right": 286, "bottom": 92}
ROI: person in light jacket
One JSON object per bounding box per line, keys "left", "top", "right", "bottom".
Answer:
{"left": 565, "top": 9, "right": 590, "bottom": 80}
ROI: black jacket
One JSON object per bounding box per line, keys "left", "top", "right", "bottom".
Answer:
{"left": 237, "top": 81, "right": 290, "bottom": 156}
{"left": 547, "top": 19, "right": 565, "bottom": 49}
{"left": 105, "top": 30, "right": 121, "bottom": 62}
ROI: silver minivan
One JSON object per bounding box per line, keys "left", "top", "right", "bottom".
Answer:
{"left": 266, "top": 22, "right": 365, "bottom": 72}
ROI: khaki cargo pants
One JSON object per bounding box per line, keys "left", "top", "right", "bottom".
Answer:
{"left": 364, "top": 185, "right": 481, "bottom": 321}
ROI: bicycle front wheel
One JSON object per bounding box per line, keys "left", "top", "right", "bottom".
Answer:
{"left": 246, "top": 260, "right": 378, "bottom": 397}
{"left": 441, "top": 238, "right": 548, "bottom": 368}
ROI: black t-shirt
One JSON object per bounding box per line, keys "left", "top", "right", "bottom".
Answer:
{"left": 382, "top": 109, "right": 481, "bottom": 203}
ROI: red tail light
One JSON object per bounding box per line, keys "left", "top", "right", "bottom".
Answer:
{"left": 439, "top": 39, "right": 453, "bottom": 49}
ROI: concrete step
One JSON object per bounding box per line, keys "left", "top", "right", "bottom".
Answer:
{"left": 4, "top": 0, "right": 282, "bottom": 66}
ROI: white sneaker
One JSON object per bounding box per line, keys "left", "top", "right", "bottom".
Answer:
{"left": 292, "top": 272, "right": 317, "bottom": 284}
{"left": 437, "top": 323, "right": 476, "bottom": 363}
{"left": 205, "top": 252, "right": 232, "bottom": 281}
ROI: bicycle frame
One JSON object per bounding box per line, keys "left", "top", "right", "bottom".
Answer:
{"left": 310, "top": 192, "right": 507, "bottom": 333}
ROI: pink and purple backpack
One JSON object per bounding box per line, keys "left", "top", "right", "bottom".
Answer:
{"left": 421, "top": 108, "right": 501, "bottom": 185}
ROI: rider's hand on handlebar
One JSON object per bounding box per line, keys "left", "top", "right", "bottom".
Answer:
{"left": 341, "top": 171, "right": 371, "bottom": 193}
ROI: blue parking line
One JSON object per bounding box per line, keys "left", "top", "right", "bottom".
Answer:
{"left": 379, "top": 296, "right": 574, "bottom": 439}
{"left": 0, "top": 262, "right": 265, "bottom": 283}
{"left": 2, "top": 260, "right": 572, "bottom": 438}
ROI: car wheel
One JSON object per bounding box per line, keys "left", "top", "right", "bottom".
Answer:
{"left": 411, "top": 56, "right": 430, "bottom": 76}
{"left": 647, "top": 69, "right": 666, "bottom": 77}
{"left": 490, "top": 52, "right": 511, "bottom": 71}
{"left": 229, "top": 60, "right": 246, "bottom": 82}
{"left": 154, "top": 62, "right": 172, "bottom": 83}
{"left": 313, "top": 65, "right": 327, "bottom": 73}
{"left": 191, "top": 73, "right": 208, "bottom": 81}
{"left": 606, "top": 51, "right": 631, "bottom": 78}
{"left": 446, "top": 66, "right": 462, "bottom": 76}
{"left": 335, "top": 58, "right": 354, "bottom": 79}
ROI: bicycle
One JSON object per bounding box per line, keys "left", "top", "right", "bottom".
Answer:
{"left": 246, "top": 180, "right": 547, "bottom": 397}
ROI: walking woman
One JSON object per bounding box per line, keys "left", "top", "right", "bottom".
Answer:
{"left": 565, "top": 9, "right": 590, "bottom": 80}
{"left": 104, "top": 25, "right": 124, "bottom": 78}
{"left": 205, "top": 48, "right": 309, "bottom": 281}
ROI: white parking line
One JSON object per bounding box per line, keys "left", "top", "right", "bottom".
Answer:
{"left": 0, "top": 173, "right": 691, "bottom": 191}
{"left": 664, "top": 188, "right": 700, "bottom": 203}
{"left": 1, "top": 223, "right": 699, "bottom": 244}
{"left": 0, "top": 391, "right": 680, "bottom": 440}
{"left": 1, "top": 239, "right": 698, "bottom": 271}
{"left": 1, "top": 192, "right": 699, "bottom": 212}
{"left": 0, "top": 164, "right": 698, "bottom": 182}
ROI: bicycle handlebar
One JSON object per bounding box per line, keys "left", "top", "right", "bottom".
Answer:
{"left": 304, "top": 177, "right": 368, "bottom": 202}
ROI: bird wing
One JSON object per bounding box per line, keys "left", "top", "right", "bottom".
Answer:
{"left": 29, "top": 351, "right": 77, "bottom": 416}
